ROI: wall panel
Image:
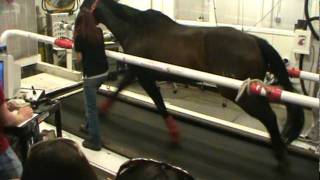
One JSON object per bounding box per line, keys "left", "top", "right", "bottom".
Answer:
{"left": 0, "top": 0, "right": 37, "bottom": 60}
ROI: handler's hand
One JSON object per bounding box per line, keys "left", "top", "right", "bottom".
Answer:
{"left": 18, "top": 106, "right": 33, "bottom": 120}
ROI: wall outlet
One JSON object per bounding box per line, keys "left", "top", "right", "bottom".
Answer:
{"left": 292, "top": 29, "right": 312, "bottom": 55}
{"left": 275, "top": 17, "right": 281, "bottom": 24}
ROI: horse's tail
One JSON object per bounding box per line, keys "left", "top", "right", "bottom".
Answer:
{"left": 255, "top": 37, "right": 305, "bottom": 144}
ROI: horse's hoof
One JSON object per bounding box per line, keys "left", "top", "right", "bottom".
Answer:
{"left": 170, "top": 129, "right": 180, "bottom": 144}
{"left": 282, "top": 137, "right": 290, "bottom": 146}
{"left": 99, "top": 99, "right": 112, "bottom": 114}
{"left": 165, "top": 116, "right": 180, "bottom": 144}
{"left": 98, "top": 110, "right": 106, "bottom": 118}
{"left": 281, "top": 129, "right": 296, "bottom": 146}
{"left": 276, "top": 155, "right": 290, "bottom": 172}
{"left": 274, "top": 146, "right": 288, "bottom": 164}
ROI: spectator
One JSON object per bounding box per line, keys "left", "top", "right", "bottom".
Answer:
{"left": 21, "top": 138, "right": 98, "bottom": 180}
{"left": 0, "top": 87, "right": 33, "bottom": 179}
{"left": 116, "top": 158, "right": 195, "bottom": 180}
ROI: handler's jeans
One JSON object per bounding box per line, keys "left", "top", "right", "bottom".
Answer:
{"left": 83, "top": 72, "right": 109, "bottom": 147}
{"left": 0, "top": 147, "right": 23, "bottom": 179}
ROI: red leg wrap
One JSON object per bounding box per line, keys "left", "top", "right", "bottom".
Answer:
{"left": 165, "top": 116, "right": 180, "bottom": 144}
{"left": 99, "top": 99, "right": 113, "bottom": 114}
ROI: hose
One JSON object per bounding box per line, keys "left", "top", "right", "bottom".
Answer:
{"left": 299, "top": 0, "right": 319, "bottom": 95}
{"left": 304, "top": 0, "right": 319, "bottom": 40}
{"left": 299, "top": 54, "right": 309, "bottom": 95}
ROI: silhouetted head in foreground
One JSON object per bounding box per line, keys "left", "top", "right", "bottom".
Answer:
{"left": 115, "top": 158, "right": 195, "bottom": 180}
{"left": 22, "top": 138, "right": 97, "bottom": 180}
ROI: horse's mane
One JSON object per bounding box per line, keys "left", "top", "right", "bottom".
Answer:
{"left": 101, "top": 0, "right": 176, "bottom": 27}
{"left": 100, "top": 0, "right": 140, "bottom": 22}
{"left": 137, "top": 9, "right": 176, "bottom": 26}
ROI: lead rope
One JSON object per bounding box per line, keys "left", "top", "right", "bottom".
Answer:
{"left": 235, "top": 78, "right": 265, "bottom": 102}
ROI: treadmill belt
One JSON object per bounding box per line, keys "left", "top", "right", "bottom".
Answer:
{"left": 48, "top": 92, "right": 318, "bottom": 180}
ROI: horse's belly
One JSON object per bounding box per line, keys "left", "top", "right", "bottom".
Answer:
{"left": 149, "top": 43, "right": 206, "bottom": 72}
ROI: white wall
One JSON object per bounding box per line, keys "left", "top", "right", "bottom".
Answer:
{"left": 160, "top": 0, "right": 174, "bottom": 19}
{"left": 119, "top": 0, "right": 151, "bottom": 10}
{"left": 175, "top": 0, "right": 208, "bottom": 21}
{"left": 0, "top": 0, "right": 38, "bottom": 59}
{"left": 175, "top": 0, "right": 309, "bottom": 30}
{"left": 151, "top": 0, "right": 163, "bottom": 11}
{"left": 119, "top": 0, "right": 175, "bottom": 19}
{"left": 119, "top": 0, "right": 318, "bottom": 31}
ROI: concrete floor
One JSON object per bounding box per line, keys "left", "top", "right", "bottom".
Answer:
{"left": 107, "top": 80, "right": 315, "bottom": 137}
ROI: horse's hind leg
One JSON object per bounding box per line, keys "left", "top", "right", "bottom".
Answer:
{"left": 137, "top": 76, "right": 180, "bottom": 143}
{"left": 239, "top": 96, "right": 286, "bottom": 160}
{"left": 99, "top": 71, "right": 136, "bottom": 114}
{"left": 220, "top": 89, "right": 286, "bottom": 161}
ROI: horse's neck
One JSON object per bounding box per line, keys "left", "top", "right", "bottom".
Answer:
{"left": 103, "top": 0, "right": 140, "bottom": 21}
{"left": 98, "top": 0, "right": 141, "bottom": 44}
{"left": 104, "top": 1, "right": 177, "bottom": 30}
{"left": 99, "top": 0, "right": 177, "bottom": 45}
{"left": 96, "top": 2, "right": 131, "bottom": 44}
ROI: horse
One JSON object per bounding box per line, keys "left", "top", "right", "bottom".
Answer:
{"left": 80, "top": 0, "right": 304, "bottom": 161}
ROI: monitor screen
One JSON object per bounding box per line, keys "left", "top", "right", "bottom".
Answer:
{"left": 0, "top": 61, "right": 3, "bottom": 90}
{"left": 0, "top": 56, "right": 21, "bottom": 98}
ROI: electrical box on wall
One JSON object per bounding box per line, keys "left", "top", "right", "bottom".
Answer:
{"left": 46, "top": 13, "right": 76, "bottom": 39}
{"left": 292, "top": 30, "right": 312, "bottom": 55}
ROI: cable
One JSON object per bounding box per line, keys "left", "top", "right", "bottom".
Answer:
{"left": 304, "top": 0, "right": 319, "bottom": 40}
{"left": 299, "top": 54, "right": 309, "bottom": 96}
{"left": 42, "top": 0, "right": 48, "bottom": 12}
{"left": 275, "top": 0, "right": 282, "bottom": 19}
{"left": 245, "top": 0, "right": 282, "bottom": 32}
{"left": 253, "top": 0, "right": 281, "bottom": 27}
{"left": 299, "top": 0, "right": 319, "bottom": 96}
{"left": 261, "top": 0, "right": 265, "bottom": 25}
{"left": 309, "top": 16, "right": 320, "bottom": 23}
{"left": 313, "top": 52, "right": 320, "bottom": 98}
{"left": 269, "top": 0, "right": 273, "bottom": 28}
{"left": 212, "top": 0, "right": 218, "bottom": 26}
{"left": 307, "top": 45, "right": 315, "bottom": 95}
{"left": 241, "top": 0, "right": 244, "bottom": 31}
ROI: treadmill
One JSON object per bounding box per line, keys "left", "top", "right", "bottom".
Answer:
{"left": 45, "top": 90, "right": 318, "bottom": 180}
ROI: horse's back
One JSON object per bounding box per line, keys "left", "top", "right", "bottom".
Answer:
{"left": 135, "top": 9, "right": 176, "bottom": 27}
{"left": 203, "top": 27, "right": 266, "bottom": 80}
{"left": 127, "top": 11, "right": 266, "bottom": 80}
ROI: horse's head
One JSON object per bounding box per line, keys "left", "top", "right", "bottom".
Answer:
{"left": 80, "top": 0, "right": 103, "bottom": 23}
{"left": 80, "top": 0, "right": 96, "bottom": 9}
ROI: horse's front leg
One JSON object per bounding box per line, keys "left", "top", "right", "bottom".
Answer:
{"left": 99, "top": 70, "right": 136, "bottom": 114}
{"left": 137, "top": 74, "right": 180, "bottom": 144}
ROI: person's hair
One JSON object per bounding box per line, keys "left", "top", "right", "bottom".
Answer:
{"left": 74, "top": 7, "right": 101, "bottom": 45}
{"left": 21, "top": 138, "right": 98, "bottom": 180}
{"left": 115, "top": 158, "right": 195, "bottom": 180}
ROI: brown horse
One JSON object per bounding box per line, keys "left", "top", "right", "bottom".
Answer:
{"left": 80, "top": 0, "right": 304, "bottom": 161}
